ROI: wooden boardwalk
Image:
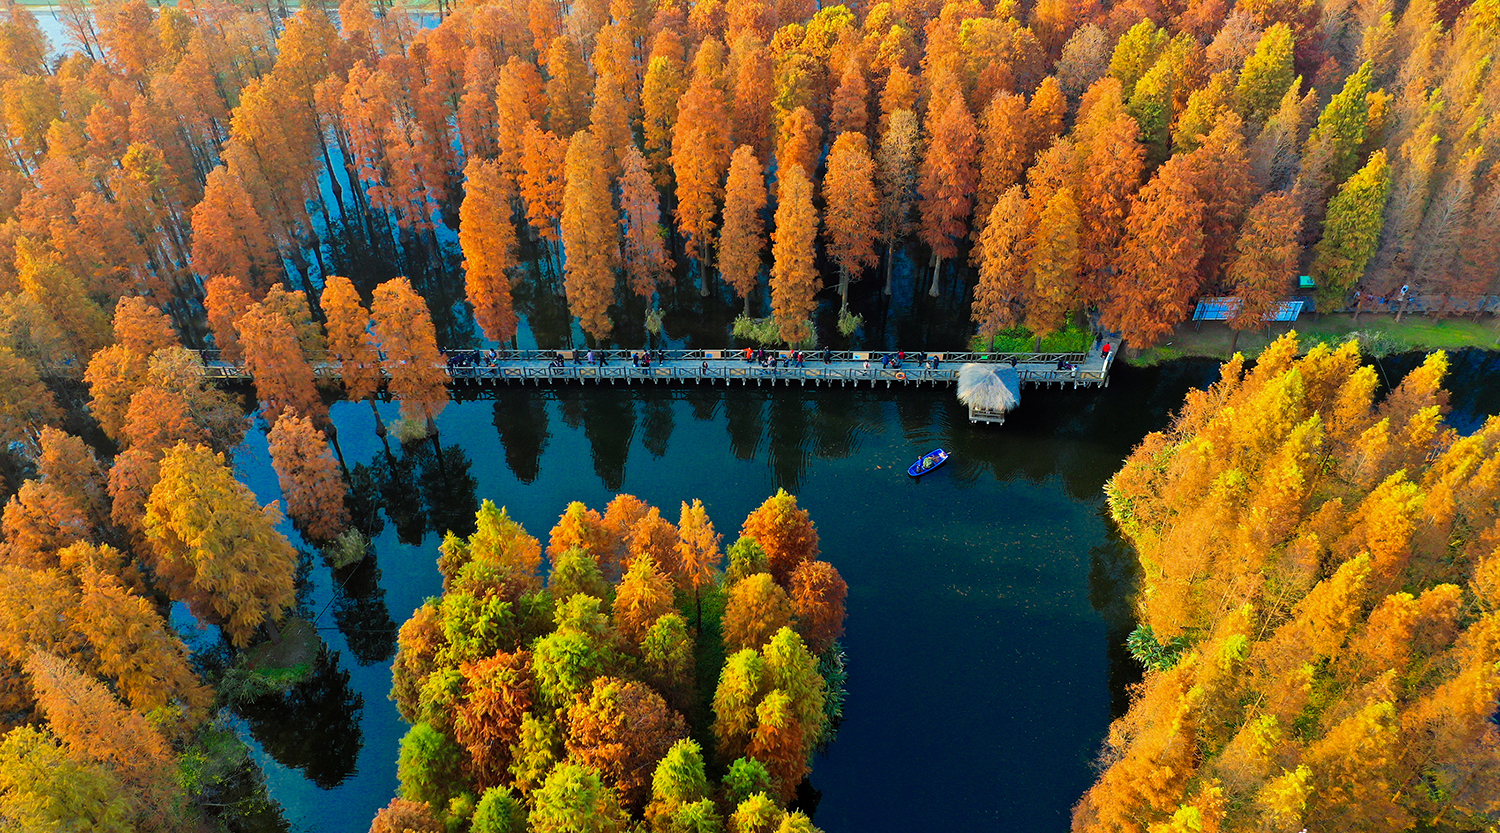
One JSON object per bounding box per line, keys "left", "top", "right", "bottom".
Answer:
{"left": 195, "top": 345, "right": 1119, "bottom": 389}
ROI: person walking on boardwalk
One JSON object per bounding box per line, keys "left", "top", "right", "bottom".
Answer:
{"left": 1101, "top": 343, "right": 1111, "bottom": 359}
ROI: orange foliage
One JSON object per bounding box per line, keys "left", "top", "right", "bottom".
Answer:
{"left": 237, "top": 299, "right": 325, "bottom": 426}
{"left": 320, "top": 275, "right": 382, "bottom": 403}
{"left": 560, "top": 129, "right": 620, "bottom": 340}
{"left": 548, "top": 501, "right": 614, "bottom": 567}
{"left": 789, "top": 560, "right": 847, "bottom": 653}
{"left": 203, "top": 275, "right": 254, "bottom": 362}
{"left": 612, "top": 554, "right": 676, "bottom": 645}
{"left": 454, "top": 650, "right": 534, "bottom": 790}
{"left": 917, "top": 87, "right": 978, "bottom": 268}
{"left": 371, "top": 277, "right": 448, "bottom": 422}
{"left": 24, "top": 650, "right": 175, "bottom": 801}
{"left": 460, "top": 157, "right": 520, "bottom": 344}
{"left": 769, "top": 167, "right": 819, "bottom": 344}
{"left": 267, "top": 410, "right": 349, "bottom": 542}
{"left": 718, "top": 145, "right": 767, "bottom": 308}
{"left": 565, "top": 677, "right": 688, "bottom": 810}
{"left": 723, "top": 573, "right": 794, "bottom": 651}
{"left": 740, "top": 488, "right": 819, "bottom": 582}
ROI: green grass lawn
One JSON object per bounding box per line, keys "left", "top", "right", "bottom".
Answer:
{"left": 1131, "top": 314, "right": 1500, "bottom": 365}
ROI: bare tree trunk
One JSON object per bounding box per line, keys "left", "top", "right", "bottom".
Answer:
{"left": 928, "top": 252, "right": 941, "bottom": 297}
{"left": 838, "top": 264, "right": 849, "bottom": 314}
{"left": 1230, "top": 328, "right": 1241, "bottom": 354}
{"left": 698, "top": 244, "right": 710, "bottom": 297}
{"left": 883, "top": 240, "right": 894, "bottom": 296}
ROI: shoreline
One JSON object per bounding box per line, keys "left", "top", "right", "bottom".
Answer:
{"left": 1127, "top": 313, "right": 1500, "bottom": 365}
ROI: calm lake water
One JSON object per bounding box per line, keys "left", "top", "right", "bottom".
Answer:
{"left": 215, "top": 358, "right": 1236, "bottom": 833}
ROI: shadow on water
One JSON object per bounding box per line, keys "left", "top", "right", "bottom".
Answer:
{"left": 369, "top": 449, "right": 425, "bottom": 545}
{"left": 236, "top": 648, "right": 364, "bottom": 790}
{"left": 416, "top": 437, "right": 480, "bottom": 539}
{"left": 491, "top": 390, "right": 551, "bottom": 483}
{"left": 766, "top": 394, "right": 813, "bottom": 492}
{"left": 362, "top": 436, "right": 480, "bottom": 543}
{"left": 331, "top": 556, "right": 399, "bottom": 667}
{"left": 723, "top": 392, "right": 764, "bottom": 461}
{"left": 641, "top": 397, "right": 674, "bottom": 458}
{"left": 581, "top": 390, "right": 636, "bottom": 490}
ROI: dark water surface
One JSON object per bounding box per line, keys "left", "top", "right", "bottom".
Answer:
{"left": 220, "top": 358, "right": 1228, "bottom": 833}
{"left": 220, "top": 350, "right": 1500, "bottom": 832}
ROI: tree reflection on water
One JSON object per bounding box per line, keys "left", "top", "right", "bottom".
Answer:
{"left": 331, "top": 556, "right": 398, "bottom": 667}
{"left": 492, "top": 390, "right": 550, "bottom": 483}
{"left": 236, "top": 648, "right": 364, "bottom": 789}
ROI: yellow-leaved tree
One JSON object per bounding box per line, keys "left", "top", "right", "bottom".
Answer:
{"left": 142, "top": 443, "right": 297, "bottom": 647}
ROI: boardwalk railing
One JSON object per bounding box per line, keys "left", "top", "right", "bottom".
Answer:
{"left": 190, "top": 347, "right": 1113, "bottom": 388}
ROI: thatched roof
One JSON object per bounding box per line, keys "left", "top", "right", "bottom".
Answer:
{"left": 957, "top": 363, "right": 1020, "bottom": 412}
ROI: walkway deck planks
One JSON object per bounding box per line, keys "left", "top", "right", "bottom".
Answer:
{"left": 193, "top": 345, "right": 1119, "bottom": 390}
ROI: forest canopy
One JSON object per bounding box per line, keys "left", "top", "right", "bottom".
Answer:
{"left": 0, "top": 0, "right": 1495, "bottom": 370}
{"left": 1082, "top": 334, "right": 1500, "bottom": 832}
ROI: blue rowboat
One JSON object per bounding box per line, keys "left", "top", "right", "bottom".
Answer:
{"left": 908, "top": 448, "right": 949, "bottom": 477}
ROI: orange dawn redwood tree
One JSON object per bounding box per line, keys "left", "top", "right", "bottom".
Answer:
{"left": 977, "top": 92, "right": 1032, "bottom": 229}
{"left": 371, "top": 277, "right": 448, "bottom": 422}
{"left": 671, "top": 45, "right": 732, "bottom": 292}
{"left": 320, "top": 275, "right": 382, "bottom": 403}
{"left": 775, "top": 106, "right": 821, "bottom": 181}
{"left": 1101, "top": 161, "right": 1206, "bottom": 349}
{"left": 1025, "top": 186, "right": 1082, "bottom": 338}
{"left": 143, "top": 443, "right": 297, "bottom": 647}
{"left": 740, "top": 488, "right": 819, "bottom": 583}
{"left": 460, "top": 157, "right": 520, "bottom": 344}
{"left": 769, "top": 166, "right": 819, "bottom": 345}
{"left": 560, "top": 129, "right": 620, "bottom": 341}
{"left": 718, "top": 145, "right": 768, "bottom": 313}
{"left": 917, "top": 88, "right": 978, "bottom": 294}
{"left": 723, "top": 573, "right": 794, "bottom": 651}
{"left": 822, "top": 131, "right": 879, "bottom": 315}
{"left": 972, "top": 186, "right": 1033, "bottom": 343}
{"left": 789, "top": 560, "right": 847, "bottom": 654}
{"left": 203, "top": 275, "right": 254, "bottom": 362}
{"left": 1226, "top": 191, "right": 1302, "bottom": 351}
{"left": 519, "top": 121, "right": 568, "bottom": 254}
{"left": 267, "top": 410, "right": 349, "bottom": 543}
{"left": 236, "top": 299, "right": 325, "bottom": 426}
{"left": 619, "top": 144, "right": 673, "bottom": 303}
{"left": 190, "top": 165, "right": 278, "bottom": 289}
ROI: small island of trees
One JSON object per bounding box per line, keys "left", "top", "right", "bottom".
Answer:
{"left": 375, "top": 489, "right": 848, "bottom": 833}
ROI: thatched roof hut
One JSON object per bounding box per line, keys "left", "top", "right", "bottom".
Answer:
{"left": 957, "top": 364, "right": 1020, "bottom": 423}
